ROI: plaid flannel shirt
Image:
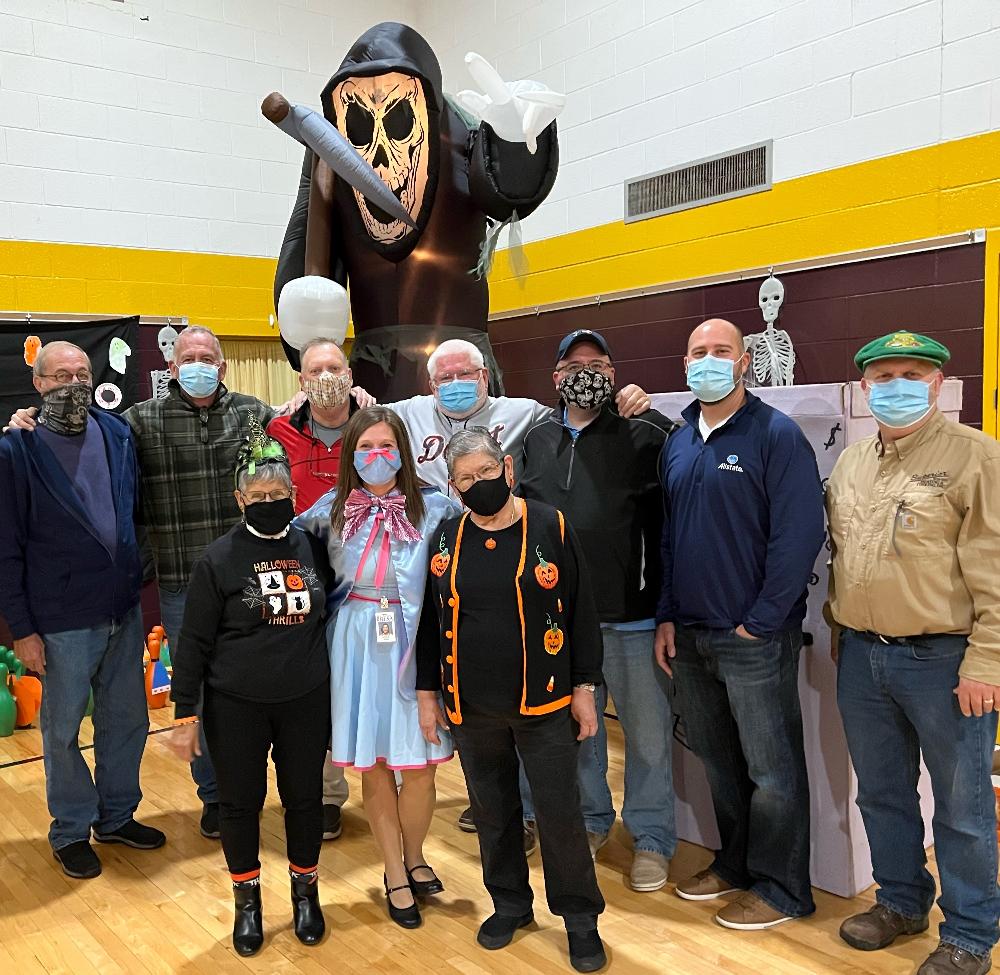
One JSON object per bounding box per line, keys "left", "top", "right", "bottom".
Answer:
{"left": 124, "top": 381, "right": 276, "bottom": 590}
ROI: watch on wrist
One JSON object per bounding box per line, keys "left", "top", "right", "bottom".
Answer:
{"left": 574, "top": 682, "right": 597, "bottom": 693}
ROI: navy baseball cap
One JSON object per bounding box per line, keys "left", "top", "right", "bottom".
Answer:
{"left": 555, "top": 329, "right": 612, "bottom": 366}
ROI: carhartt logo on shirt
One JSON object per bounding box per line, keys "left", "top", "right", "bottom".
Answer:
{"left": 719, "top": 454, "right": 744, "bottom": 473}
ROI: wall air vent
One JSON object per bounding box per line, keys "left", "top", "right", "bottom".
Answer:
{"left": 624, "top": 140, "right": 772, "bottom": 223}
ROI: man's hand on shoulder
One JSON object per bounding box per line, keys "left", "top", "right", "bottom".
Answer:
{"left": 616, "top": 384, "right": 650, "bottom": 418}
{"left": 352, "top": 386, "right": 377, "bottom": 409}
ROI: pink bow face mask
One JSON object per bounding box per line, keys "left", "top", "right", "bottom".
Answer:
{"left": 353, "top": 447, "right": 402, "bottom": 485}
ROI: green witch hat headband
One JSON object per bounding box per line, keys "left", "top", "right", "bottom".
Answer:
{"left": 234, "top": 411, "right": 290, "bottom": 488}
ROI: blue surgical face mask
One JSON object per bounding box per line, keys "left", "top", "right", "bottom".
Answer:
{"left": 177, "top": 362, "right": 220, "bottom": 398}
{"left": 436, "top": 379, "right": 481, "bottom": 415}
{"left": 354, "top": 448, "right": 402, "bottom": 485}
{"left": 686, "top": 354, "right": 741, "bottom": 404}
{"left": 867, "top": 376, "right": 935, "bottom": 428}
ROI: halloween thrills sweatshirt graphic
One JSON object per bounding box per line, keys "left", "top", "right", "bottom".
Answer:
{"left": 245, "top": 558, "right": 320, "bottom": 625}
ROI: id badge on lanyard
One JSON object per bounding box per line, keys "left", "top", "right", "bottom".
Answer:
{"left": 376, "top": 605, "right": 396, "bottom": 644}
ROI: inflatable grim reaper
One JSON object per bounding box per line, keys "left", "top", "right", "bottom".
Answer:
{"left": 266, "top": 22, "right": 562, "bottom": 398}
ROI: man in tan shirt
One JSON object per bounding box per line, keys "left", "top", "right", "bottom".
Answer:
{"left": 827, "top": 331, "right": 1000, "bottom": 975}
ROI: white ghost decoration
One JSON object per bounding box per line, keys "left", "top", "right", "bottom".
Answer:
{"left": 158, "top": 325, "right": 179, "bottom": 363}
{"left": 109, "top": 337, "right": 131, "bottom": 375}
{"left": 744, "top": 274, "right": 796, "bottom": 387}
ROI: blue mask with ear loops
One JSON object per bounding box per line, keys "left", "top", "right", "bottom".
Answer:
{"left": 686, "top": 354, "right": 741, "bottom": 403}
{"left": 867, "top": 377, "right": 934, "bottom": 428}
{"left": 437, "top": 380, "right": 480, "bottom": 415}
{"left": 177, "top": 363, "right": 220, "bottom": 398}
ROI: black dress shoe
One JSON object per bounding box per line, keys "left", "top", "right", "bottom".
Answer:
{"left": 322, "top": 804, "right": 342, "bottom": 840}
{"left": 457, "top": 807, "right": 477, "bottom": 832}
{"left": 384, "top": 874, "right": 421, "bottom": 929}
{"left": 406, "top": 863, "right": 444, "bottom": 897}
{"left": 477, "top": 912, "right": 534, "bottom": 950}
{"left": 53, "top": 840, "right": 102, "bottom": 879}
{"left": 200, "top": 803, "right": 221, "bottom": 840}
{"left": 290, "top": 875, "right": 325, "bottom": 945}
{"left": 94, "top": 819, "right": 166, "bottom": 850}
{"left": 568, "top": 929, "right": 606, "bottom": 973}
{"left": 232, "top": 881, "right": 264, "bottom": 956}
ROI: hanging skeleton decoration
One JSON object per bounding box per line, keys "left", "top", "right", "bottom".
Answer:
{"left": 151, "top": 324, "right": 179, "bottom": 400}
{"left": 744, "top": 274, "right": 796, "bottom": 387}
{"left": 266, "top": 22, "right": 562, "bottom": 399}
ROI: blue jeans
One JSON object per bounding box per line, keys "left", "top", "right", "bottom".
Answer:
{"left": 575, "top": 628, "right": 676, "bottom": 856}
{"left": 41, "top": 605, "right": 148, "bottom": 850}
{"left": 672, "top": 624, "right": 814, "bottom": 917}
{"left": 158, "top": 586, "right": 218, "bottom": 804}
{"left": 838, "top": 628, "right": 1000, "bottom": 956}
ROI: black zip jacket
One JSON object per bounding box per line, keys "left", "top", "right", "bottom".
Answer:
{"left": 517, "top": 403, "right": 677, "bottom": 624}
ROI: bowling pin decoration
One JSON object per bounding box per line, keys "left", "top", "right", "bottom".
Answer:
{"left": 0, "top": 664, "right": 16, "bottom": 737}
{"left": 12, "top": 675, "right": 42, "bottom": 728}
{"left": 145, "top": 632, "right": 171, "bottom": 709}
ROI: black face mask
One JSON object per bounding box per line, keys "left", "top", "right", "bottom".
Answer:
{"left": 458, "top": 471, "right": 511, "bottom": 517}
{"left": 243, "top": 497, "right": 295, "bottom": 536}
{"left": 38, "top": 383, "right": 93, "bottom": 436}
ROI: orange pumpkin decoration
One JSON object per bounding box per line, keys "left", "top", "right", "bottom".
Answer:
{"left": 12, "top": 675, "right": 42, "bottom": 728}
{"left": 534, "top": 546, "right": 558, "bottom": 589}
{"left": 544, "top": 615, "right": 564, "bottom": 655}
{"left": 23, "top": 335, "right": 41, "bottom": 367}
{"left": 431, "top": 535, "right": 451, "bottom": 577}
{"left": 286, "top": 574, "right": 304, "bottom": 590}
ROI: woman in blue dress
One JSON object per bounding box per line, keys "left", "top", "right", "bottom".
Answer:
{"left": 296, "top": 406, "right": 460, "bottom": 929}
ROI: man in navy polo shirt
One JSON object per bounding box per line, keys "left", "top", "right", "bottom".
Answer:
{"left": 655, "top": 318, "right": 824, "bottom": 931}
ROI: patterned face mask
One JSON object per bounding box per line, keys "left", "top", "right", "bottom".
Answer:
{"left": 303, "top": 372, "right": 352, "bottom": 409}
{"left": 38, "top": 383, "right": 93, "bottom": 436}
{"left": 557, "top": 367, "right": 613, "bottom": 411}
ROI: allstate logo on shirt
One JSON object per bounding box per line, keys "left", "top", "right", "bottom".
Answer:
{"left": 719, "top": 453, "right": 744, "bottom": 473}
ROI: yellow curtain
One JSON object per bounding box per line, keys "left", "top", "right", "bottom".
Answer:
{"left": 221, "top": 339, "right": 300, "bottom": 407}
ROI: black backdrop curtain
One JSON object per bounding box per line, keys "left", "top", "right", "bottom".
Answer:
{"left": 0, "top": 317, "right": 140, "bottom": 421}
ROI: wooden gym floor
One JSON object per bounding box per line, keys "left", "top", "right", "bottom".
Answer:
{"left": 0, "top": 708, "right": 955, "bottom": 974}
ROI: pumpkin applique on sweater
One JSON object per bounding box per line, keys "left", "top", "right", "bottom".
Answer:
{"left": 534, "top": 545, "right": 559, "bottom": 589}
{"left": 544, "top": 614, "right": 564, "bottom": 655}
{"left": 431, "top": 534, "right": 451, "bottom": 577}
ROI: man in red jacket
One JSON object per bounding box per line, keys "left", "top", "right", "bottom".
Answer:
{"left": 267, "top": 337, "right": 358, "bottom": 516}
{"left": 267, "top": 336, "right": 355, "bottom": 837}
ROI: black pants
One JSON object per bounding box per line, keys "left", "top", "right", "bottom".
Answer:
{"left": 452, "top": 707, "right": 605, "bottom": 929}
{"left": 202, "top": 681, "right": 331, "bottom": 876}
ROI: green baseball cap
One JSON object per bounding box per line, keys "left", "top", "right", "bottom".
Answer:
{"left": 854, "top": 331, "right": 951, "bottom": 371}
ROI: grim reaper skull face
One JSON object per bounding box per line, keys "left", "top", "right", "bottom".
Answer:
{"left": 759, "top": 276, "right": 785, "bottom": 325}
{"left": 330, "top": 72, "right": 429, "bottom": 244}
{"left": 157, "top": 325, "right": 179, "bottom": 363}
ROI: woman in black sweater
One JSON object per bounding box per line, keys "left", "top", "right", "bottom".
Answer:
{"left": 166, "top": 422, "right": 335, "bottom": 956}
{"left": 416, "top": 427, "right": 607, "bottom": 974}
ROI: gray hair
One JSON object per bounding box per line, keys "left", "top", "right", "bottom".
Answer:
{"left": 237, "top": 461, "right": 292, "bottom": 493}
{"left": 174, "top": 324, "right": 224, "bottom": 362}
{"left": 33, "top": 341, "right": 91, "bottom": 378}
{"left": 444, "top": 427, "right": 505, "bottom": 477}
{"left": 426, "top": 338, "right": 484, "bottom": 378}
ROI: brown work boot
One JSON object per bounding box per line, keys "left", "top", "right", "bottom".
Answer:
{"left": 917, "top": 942, "right": 992, "bottom": 974}
{"left": 675, "top": 867, "right": 740, "bottom": 901}
{"left": 714, "top": 891, "right": 794, "bottom": 930}
{"left": 839, "top": 903, "right": 929, "bottom": 951}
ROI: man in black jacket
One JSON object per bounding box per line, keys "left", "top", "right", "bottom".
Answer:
{"left": 518, "top": 329, "right": 678, "bottom": 893}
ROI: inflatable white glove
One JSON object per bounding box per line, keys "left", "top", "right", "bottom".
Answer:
{"left": 456, "top": 52, "right": 566, "bottom": 154}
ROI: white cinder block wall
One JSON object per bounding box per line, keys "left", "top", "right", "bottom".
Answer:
{"left": 422, "top": 0, "right": 1000, "bottom": 245}
{"left": 0, "top": 0, "right": 416, "bottom": 256}
{"left": 3, "top": 0, "right": 999, "bottom": 257}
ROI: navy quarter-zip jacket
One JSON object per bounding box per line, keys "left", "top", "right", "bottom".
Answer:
{"left": 656, "top": 392, "right": 824, "bottom": 636}
{"left": 0, "top": 409, "right": 143, "bottom": 639}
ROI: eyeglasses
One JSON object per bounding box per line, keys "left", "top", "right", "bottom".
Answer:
{"left": 452, "top": 461, "right": 504, "bottom": 493}
{"left": 241, "top": 489, "right": 291, "bottom": 504}
{"left": 432, "top": 369, "right": 482, "bottom": 386}
{"left": 38, "top": 369, "right": 93, "bottom": 384}
{"left": 556, "top": 360, "right": 612, "bottom": 376}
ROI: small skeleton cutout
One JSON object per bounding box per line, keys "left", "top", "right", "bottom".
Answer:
{"left": 744, "top": 274, "right": 796, "bottom": 387}
{"left": 158, "top": 325, "right": 179, "bottom": 363}
{"left": 330, "top": 72, "right": 429, "bottom": 244}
